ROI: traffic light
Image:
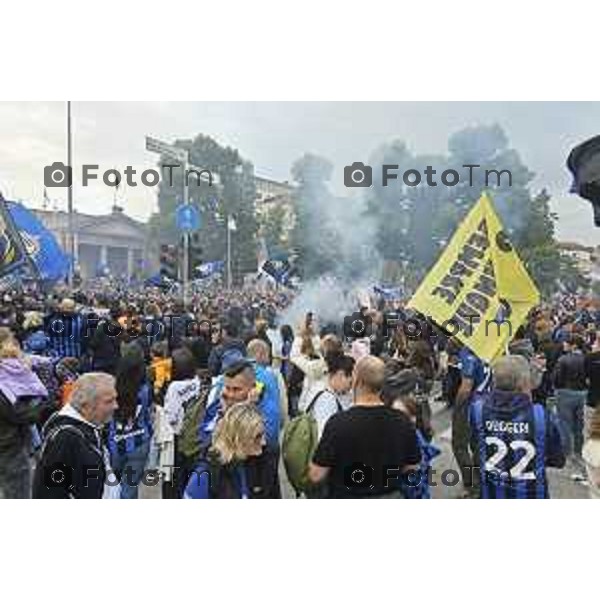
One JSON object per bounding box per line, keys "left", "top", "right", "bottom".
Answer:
{"left": 189, "top": 233, "right": 203, "bottom": 278}
{"left": 159, "top": 244, "right": 179, "bottom": 280}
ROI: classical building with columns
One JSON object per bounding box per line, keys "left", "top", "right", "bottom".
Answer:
{"left": 32, "top": 205, "right": 152, "bottom": 280}
{"left": 28, "top": 174, "right": 296, "bottom": 282}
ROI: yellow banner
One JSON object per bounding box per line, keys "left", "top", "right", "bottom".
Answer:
{"left": 407, "top": 194, "right": 540, "bottom": 363}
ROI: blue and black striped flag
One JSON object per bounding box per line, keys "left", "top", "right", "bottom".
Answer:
{"left": 0, "top": 193, "right": 29, "bottom": 280}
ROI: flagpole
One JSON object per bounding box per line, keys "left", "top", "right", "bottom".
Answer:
{"left": 226, "top": 214, "right": 232, "bottom": 290}
{"left": 67, "top": 101, "right": 74, "bottom": 288}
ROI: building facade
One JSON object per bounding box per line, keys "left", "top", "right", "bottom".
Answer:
{"left": 29, "top": 173, "right": 296, "bottom": 281}
{"left": 32, "top": 205, "right": 151, "bottom": 281}
{"left": 557, "top": 241, "right": 600, "bottom": 280}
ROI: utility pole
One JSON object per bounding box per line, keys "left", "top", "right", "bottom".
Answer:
{"left": 146, "top": 136, "right": 210, "bottom": 308}
{"left": 182, "top": 155, "right": 190, "bottom": 307}
{"left": 67, "top": 101, "right": 74, "bottom": 287}
{"left": 227, "top": 215, "right": 232, "bottom": 289}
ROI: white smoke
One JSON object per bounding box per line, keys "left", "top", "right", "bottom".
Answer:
{"left": 282, "top": 160, "right": 384, "bottom": 331}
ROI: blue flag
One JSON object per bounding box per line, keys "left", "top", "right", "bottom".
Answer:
{"left": 373, "top": 285, "right": 402, "bottom": 299}
{"left": 195, "top": 260, "right": 224, "bottom": 279}
{"left": 0, "top": 195, "right": 29, "bottom": 279}
{"left": 261, "top": 259, "right": 293, "bottom": 287}
{"left": 6, "top": 201, "right": 70, "bottom": 282}
{"left": 145, "top": 272, "right": 168, "bottom": 287}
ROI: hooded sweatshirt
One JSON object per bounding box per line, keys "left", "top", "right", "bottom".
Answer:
{"left": 33, "top": 404, "right": 119, "bottom": 499}
{"left": 0, "top": 357, "right": 51, "bottom": 456}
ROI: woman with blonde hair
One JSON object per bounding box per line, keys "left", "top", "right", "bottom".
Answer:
{"left": 0, "top": 327, "right": 53, "bottom": 498}
{"left": 184, "top": 402, "right": 266, "bottom": 499}
{"left": 583, "top": 409, "right": 600, "bottom": 498}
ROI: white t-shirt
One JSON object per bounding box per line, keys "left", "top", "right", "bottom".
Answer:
{"left": 307, "top": 388, "right": 351, "bottom": 439}
{"left": 163, "top": 377, "right": 202, "bottom": 435}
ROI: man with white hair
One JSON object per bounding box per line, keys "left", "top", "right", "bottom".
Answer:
{"left": 469, "top": 355, "right": 565, "bottom": 499}
{"left": 33, "top": 373, "right": 119, "bottom": 499}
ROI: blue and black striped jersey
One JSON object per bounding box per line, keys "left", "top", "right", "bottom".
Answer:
{"left": 469, "top": 390, "right": 565, "bottom": 499}
{"left": 107, "top": 383, "right": 153, "bottom": 456}
{"left": 45, "top": 313, "right": 86, "bottom": 358}
{"left": 458, "top": 347, "right": 492, "bottom": 396}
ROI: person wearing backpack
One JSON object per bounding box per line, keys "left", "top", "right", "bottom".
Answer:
{"left": 308, "top": 356, "right": 421, "bottom": 499}
{"left": 0, "top": 329, "right": 55, "bottom": 498}
{"left": 184, "top": 402, "right": 265, "bottom": 499}
{"left": 310, "top": 353, "right": 355, "bottom": 438}
{"left": 282, "top": 353, "right": 354, "bottom": 497}
{"left": 33, "top": 373, "right": 119, "bottom": 499}
{"left": 107, "top": 346, "right": 153, "bottom": 499}
{"left": 159, "top": 348, "right": 202, "bottom": 498}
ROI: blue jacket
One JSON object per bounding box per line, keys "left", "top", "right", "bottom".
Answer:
{"left": 200, "top": 363, "right": 281, "bottom": 450}
{"left": 400, "top": 430, "right": 441, "bottom": 499}
{"left": 184, "top": 460, "right": 250, "bottom": 499}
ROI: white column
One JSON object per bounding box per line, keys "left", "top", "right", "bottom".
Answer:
{"left": 73, "top": 233, "right": 80, "bottom": 262}
{"left": 127, "top": 248, "right": 134, "bottom": 281}
{"left": 100, "top": 245, "right": 108, "bottom": 265}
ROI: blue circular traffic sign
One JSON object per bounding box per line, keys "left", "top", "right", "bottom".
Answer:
{"left": 176, "top": 204, "right": 201, "bottom": 232}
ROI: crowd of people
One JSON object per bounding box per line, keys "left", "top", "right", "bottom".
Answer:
{"left": 1, "top": 280, "right": 600, "bottom": 499}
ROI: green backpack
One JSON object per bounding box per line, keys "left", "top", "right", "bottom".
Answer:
{"left": 179, "top": 387, "right": 210, "bottom": 463}
{"left": 282, "top": 390, "right": 341, "bottom": 494}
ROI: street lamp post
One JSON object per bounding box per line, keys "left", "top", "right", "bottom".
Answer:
{"left": 67, "top": 101, "right": 74, "bottom": 287}
{"left": 146, "top": 136, "right": 209, "bottom": 308}
{"left": 226, "top": 214, "right": 232, "bottom": 289}
{"left": 181, "top": 156, "right": 190, "bottom": 307}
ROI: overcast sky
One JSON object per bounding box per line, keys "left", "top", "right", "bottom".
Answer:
{"left": 0, "top": 101, "right": 598, "bottom": 244}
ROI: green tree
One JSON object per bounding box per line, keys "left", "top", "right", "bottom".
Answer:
{"left": 259, "top": 201, "right": 289, "bottom": 256}
{"left": 558, "top": 253, "right": 591, "bottom": 293}
{"left": 151, "top": 134, "right": 257, "bottom": 281}
{"left": 513, "top": 189, "right": 561, "bottom": 296}
{"left": 366, "top": 125, "right": 568, "bottom": 295}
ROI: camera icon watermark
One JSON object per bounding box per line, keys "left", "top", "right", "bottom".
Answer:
{"left": 44, "top": 162, "right": 73, "bottom": 187}
{"left": 43, "top": 162, "right": 213, "bottom": 190}
{"left": 344, "top": 462, "right": 374, "bottom": 489}
{"left": 344, "top": 162, "right": 372, "bottom": 187}
{"left": 343, "top": 311, "right": 373, "bottom": 340}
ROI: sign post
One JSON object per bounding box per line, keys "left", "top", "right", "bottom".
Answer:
{"left": 146, "top": 136, "right": 194, "bottom": 307}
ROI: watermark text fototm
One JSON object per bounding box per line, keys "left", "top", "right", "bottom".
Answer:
{"left": 344, "top": 462, "right": 513, "bottom": 491}
{"left": 44, "top": 162, "right": 213, "bottom": 189}
{"left": 342, "top": 310, "right": 512, "bottom": 341}
{"left": 46, "top": 314, "right": 215, "bottom": 342}
{"left": 43, "top": 462, "right": 212, "bottom": 491}
{"left": 344, "top": 162, "right": 512, "bottom": 188}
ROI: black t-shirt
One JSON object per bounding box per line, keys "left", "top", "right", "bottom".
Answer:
{"left": 312, "top": 405, "right": 421, "bottom": 498}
